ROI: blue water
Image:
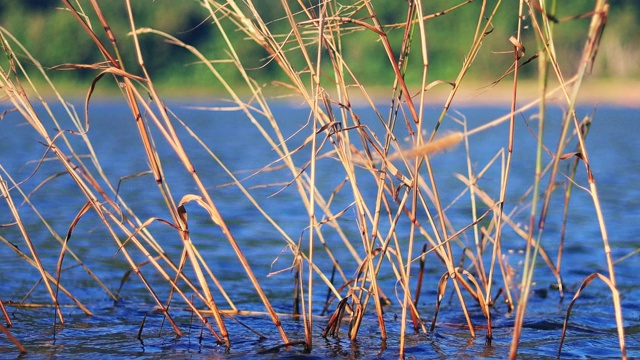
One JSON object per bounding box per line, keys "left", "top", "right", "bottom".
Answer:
{"left": 0, "top": 99, "right": 638, "bottom": 359}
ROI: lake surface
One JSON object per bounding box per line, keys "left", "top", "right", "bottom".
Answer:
{"left": 0, "top": 99, "right": 638, "bottom": 359}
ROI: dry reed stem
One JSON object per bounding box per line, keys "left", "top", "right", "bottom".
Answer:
{"left": 1, "top": 167, "right": 118, "bottom": 302}
{"left": 419, "top": 154, "right": 477, "bottom": 339}
{"left": 0, "top": 0, "right": 625, "bottom": 357}
{"left": 218, "top": 9, "right": 390, "bottom": 334}
{"left": 0, "top": 320, "right": 26, "bottom": 354}
{"left": 0, "top": 232, "right": 90, "bottom": 314}
{"left": 510, "top": 1, "right": 619, "bottom": 358}
{"left": 515, "top": 9, "right": 556, "bottom": 348}
{"left": 176, "top": 195, "right": 228, "bottom": 344}
{"left": 220, "top": 0, "right": 390, "bottom": 347}
{"left": 1, "top": 6, "right": 198, "bottom": 340}
{"left": 1, "top": 176, "right": 64, "bottom": 324}
{"left": 557, "top": 118, "right": 592, "bottom": 282}
{"left": 149, "top": 1, "right": 368, "bottom": 344}
{"left": 453, "top": 173, "right": 560, "bottom": 282}
{"left": 484, "top": 0, "right": 526, "bottom": 347}
{"left": 430, "top": 0, "right": 503, "bottom": 139}
{"left": 386, "top": 132, "right": 464, "bottom": 162}
{"left": 558, "top": 273, "right": 625, "bottom": 358}
{"left": 138, "top": 1, "right": 291, "bottom": 345}
{"left": 0, "top": 0, "right": 242, "bottom": 348}
{"left": 54, "top": 200, "right": 93, "bottom": 323}
{"left": 171, "top": 113, "right": 346, "bottom": 300}
{"left": 245, "top": 4, "right": 416, "bottom": 344}
{"left": 380, "top": 8, "right": 423, "bottom": 344}
{"left": 0, "top": 299, "right": 11, "bottom": 328}
{"left": 568, "top": 116, "right": 627, "bottom": 357}
{"left": 386, "top": 1, "right": 508, "bottom": 349}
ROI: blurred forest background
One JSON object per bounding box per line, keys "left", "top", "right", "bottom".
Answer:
{"left": 1, "top": 0, "right": 638, "bottom": 94}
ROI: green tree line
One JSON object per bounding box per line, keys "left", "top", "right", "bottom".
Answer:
{"left": 1, "top": 0, "right": 637, "bottom": 92}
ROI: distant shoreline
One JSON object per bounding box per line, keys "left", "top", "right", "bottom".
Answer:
{"left": 344, "top": 79, "right": 640, "bottom": 107}
{"left": 440, "top": 79, "right": 640, "bottom": 107}
{"left": 29, "top": 78, "right": 639, "bottom": 108}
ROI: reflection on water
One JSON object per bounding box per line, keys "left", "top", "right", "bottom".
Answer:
{"left": 0, "top": 100, "right": 638, "bottom": 358}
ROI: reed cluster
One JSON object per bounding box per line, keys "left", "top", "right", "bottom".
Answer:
{"left": 0, "top": 0, "right": 627, "bottom": 358}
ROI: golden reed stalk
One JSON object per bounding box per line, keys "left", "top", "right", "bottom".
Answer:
{"left": 388, "top": 132, "right": 464, "bottom": 161}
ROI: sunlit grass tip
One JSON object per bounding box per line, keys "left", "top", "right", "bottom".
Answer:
{"left": 388, "top": 131, "right": 464, "bottom": 161}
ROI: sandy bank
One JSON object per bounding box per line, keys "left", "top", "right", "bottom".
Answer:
{"left": 422, "top": 79, "right": 640, "bottom": 107}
